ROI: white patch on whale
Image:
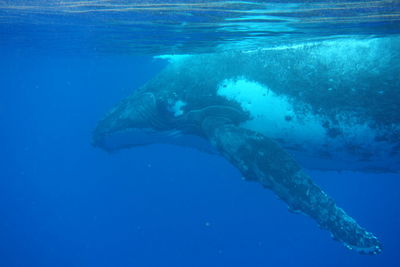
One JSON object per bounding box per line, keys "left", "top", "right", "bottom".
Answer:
{"left": 217, "top": 78, "right": 326, "bottom": 146}
{"left": 168, "top": 100, "right": 187, "bottom": 117}
{"left": 217, "top": 77, "right": 400, "bottom": 172}
{"left": 153, "top": 54, "right": 191, "bottom": 63}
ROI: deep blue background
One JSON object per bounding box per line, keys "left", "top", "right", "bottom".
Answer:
{"left": 0, "top": 47, "right": 399, "bottom": 267}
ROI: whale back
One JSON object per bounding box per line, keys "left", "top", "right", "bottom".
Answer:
{"left": 143, "top": 37, "right": 400, "bottom": 172}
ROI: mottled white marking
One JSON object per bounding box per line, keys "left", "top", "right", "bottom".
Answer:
{"left": 217, "top": 78, "right": 326, "bottom": 146}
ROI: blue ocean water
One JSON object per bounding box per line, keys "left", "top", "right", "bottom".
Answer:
{"left": 1, "top": 1, "right": 400, "bottom": 267}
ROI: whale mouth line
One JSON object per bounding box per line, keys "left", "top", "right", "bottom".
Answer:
{"left": 95, "top": 127, "right": 168, "bottom": 151}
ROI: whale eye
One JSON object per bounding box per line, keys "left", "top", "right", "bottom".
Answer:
{"left": 285, "top": 115, "right": 292, "bottom": 121}
{"left": 327, "top": 127, "right": 341, "bottom": 138}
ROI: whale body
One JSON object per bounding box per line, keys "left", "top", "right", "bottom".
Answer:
{"left": 93, "top": 37, "right": 400, "bottom": 254}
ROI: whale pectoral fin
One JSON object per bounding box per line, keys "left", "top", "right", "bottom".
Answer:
{"left": 203, "top": 121, "right": 382, "bottom": 254}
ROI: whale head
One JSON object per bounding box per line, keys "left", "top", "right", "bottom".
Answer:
{"left": 92, "top": 91, "right": 174, "bottom": 151}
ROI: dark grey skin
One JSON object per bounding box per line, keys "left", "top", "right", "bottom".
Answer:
{"left": 93, "top": 37, "right": 400, "bottom": 255}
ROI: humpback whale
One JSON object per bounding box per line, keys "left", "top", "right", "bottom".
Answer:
{"left": 93, "top": 37, "right": 400, "bottom": 255}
